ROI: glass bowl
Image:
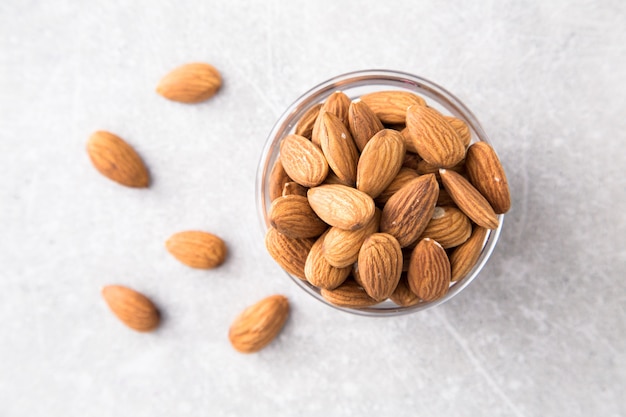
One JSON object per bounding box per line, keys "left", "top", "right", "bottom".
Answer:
{"left": 256, "top": 69, "right": 503, "bottom": 316}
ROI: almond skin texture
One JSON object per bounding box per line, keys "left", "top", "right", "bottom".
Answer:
{"left": 87, "top": 131, "right": 150, "bottom": 188}
{"left": 445, "top": 116, "right": 472, "bottom": 147}
{"left": 358, "top": 233, "right": 403, "bottom": 301}
{"left": 228, "top": 295, "right": 289, "bottom": 353}
{"left": 279, "top": 134, "right": 329, "bottom": 187}
{"left": 356, "top": 129, "right": 406, "bottom": 199}
{"left": 465, "top": 141, "right": 511, "bottom": 214}
{"left": 166, "top": 231, "right": 227, "bottom": 269}
{"left": 305, "top": 231, "right": 351, "bottom": 290}
{"left": 282, "top": 181, "right": 308, "bottom": 197}
{"left": 265, "top": 227, "right": 314, "bottom": 280}
{"left": 156, "top": 63, "right": 221, "bottom": 103}
{"left": 101, "top": 285, "right": 160, "bottom": 332}
{"left": 390, "top": 276, "right": 421, "bottom": 307}
{"left": 322, "top": 171, "right": 344, "bottom": 185}
{"left": 312, "top": 91, "right": 351, "bottom": 147}
{"left": 320, "top": 112, "right": 359, "bottom": 187}
{"left": 269, "top": 195, "right": 328, "bottom": 239}
{"left": 407, "top": 238, "right": 451, "bottom": 302}
{"left": 269, "top": 158, "right": 291, "bottom": 201}
{"left": 400, "top": 127, "right": 419, "bottom": 154}
{"left": 320, "top": 280, "right": 379, "bottom": 308}
{"left": 375, "top": 168, "right": 420, "bottom": 205}
{"left": 450, "top": 226, "right": 488, "bottom": 282}
{"left": 380, "top": 174, "right": 439, "bottom": 247}
{"left": 322, "top": 209, "right": 381, "bottom": 268}
{"left": 348, "top": 100, "right": 384, "bottom": 151}
{"left": 406, "top": 105, "right": 466, "bottom": 168}
{"left": 420, "top": 206, "right": 472, "bottom": 249}
{"left": 295, "top": 103, "right": 322, "bottom": 139}
{"left": 360, "top": 91, "right": 426, "bottom": 124}
{"left": 307, "top": 184, "right": 375, "bottom": 231}
{"left": 439, "top": 169, "right": 499, "bottom": 229}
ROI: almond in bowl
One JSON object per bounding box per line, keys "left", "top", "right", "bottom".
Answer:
{"left": 257, "top": 70, "right": 509, "bottom": 316}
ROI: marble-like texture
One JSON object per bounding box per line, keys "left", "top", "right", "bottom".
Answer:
{"left": 1, "top": 0, "right": 624, "bottom": 416}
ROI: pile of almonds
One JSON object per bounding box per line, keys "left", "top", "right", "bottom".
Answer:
{"left": 88, "top": 62, "right": 288, "bottom": 353}
{"left": 265, "top": 90, "right": 510, "bottom": 308}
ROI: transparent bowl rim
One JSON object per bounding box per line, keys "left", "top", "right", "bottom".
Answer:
{"left": 255, "top": 69, "right": 503, "bottom": 317}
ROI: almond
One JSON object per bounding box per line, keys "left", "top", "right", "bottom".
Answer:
{"left": 228, "top": 295, "right": 289, "bottom": 353}
{"left": 465, "top": 141, "right": 511, "bottom": 214}
{"left": 406, "top": 105, "right": 465, "bottom": 168}
{"left": 450, "top": 226, "right": 488, "bottom": 282}
{"left": 322, "top": 209, "right": 381, "bottom": 268}
{"left": 439, "top": 169, "right": 499, "bottom": 229}
{"left": 320, "top": 279, "right": 379, "bottom": 308}
{"left": 156, "top": 62, "right": 221, "bottom": 103}
{"left": 322, "top": 171, "right": 345, "bottom": 185}
{"left": 304, "top": 231, "right": 351, "bottom": 289}
{"left": 269, "top": 195, "right": 328, "bottom": 239}
{"left": 400, "top": 127, "right": 419, "bottom": 154}
{"left": 319, "top": 112, "right": 359, "bottom": 186}
{"left": 282, "top": 181, "right": 308, "bottom": 197}
{"left": 295, "top": 103, "right": 322, "bottom": 139}
{"left": 166, "top": 231, "right": 227, "bottom": 269}
{"left": 356, "top": 129, "right": 406, "bottom": 198}
{"left": 307, "top": 184, "right": 375, "bottom": 231}
{"left": 375, "top": 168, "right": 420, "bottom": 205}
{"left": 279, "top": 134, "right": 329, "bottom": 187}
{"left": 360, "top": 90, "right": 426, "bottom": 124}
{"left": 389, "top": 276, "right": 420, "bottom": 307}
{"left": 312, "top": 91, "right": 351, "bottom": 146}
{"left": 265, "top": 227, "right": 314, "bottom": 280}
{"left": 269, "top": 158, "right": 291, "bottom": 201}
{"left": 358, "top": 233, "right": 403, "bottom": 301}
{"left": 87, "top": 131, "right": 150, "bottom": 188}
{"left": 348, "top": 100, "right": 384, "bottom": 151}
{"left": 407, "top": 238, "right": 451, "bottom": 302}
{"left": 380, "top": 174, "right": 439, "bottom": 247}
{"left": 445, "top": 116, "right": 472, "bottom": 147}
{"left": 419, "top": 206, "right": 472, "bottom": 248}
{"left": 101, "top": 285, "right": 160, "bottom": 332}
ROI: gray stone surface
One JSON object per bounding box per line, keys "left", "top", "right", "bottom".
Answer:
{"left": 1, "top": 0, "right": 624, "bottom": 416}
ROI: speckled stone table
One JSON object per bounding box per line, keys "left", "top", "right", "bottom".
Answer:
{"left": 1, "top": 1, "right": 624, "bottom": 416}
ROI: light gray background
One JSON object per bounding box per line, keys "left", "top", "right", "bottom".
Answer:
{"left": 1, "top": 0, "right": 624, "bottom": 416}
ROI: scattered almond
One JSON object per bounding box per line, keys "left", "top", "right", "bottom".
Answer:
{"left": 229, "top": 295, "right": 289, "bottom": 353}
{"left": 166, "top": 230, "right": 227, "bottom": 269}
{"left": 87, "top": 131, "right": 150, "bottom": 188}
{"left": 102, "top": 285, "right": 160, "bottom": 332}
{"left": 156, "top": 62, "right": 221, "bottom": 103}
